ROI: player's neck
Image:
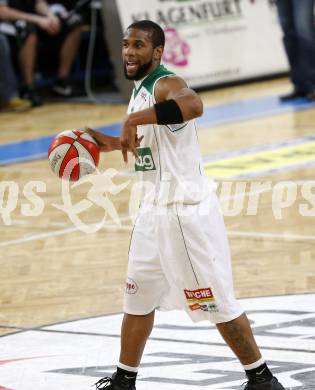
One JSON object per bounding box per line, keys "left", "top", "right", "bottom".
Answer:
{"left": 134, "top": 74, "right": 148, "bottom": 89}
{"left": 134, "top": 64, "right": 162, "bottom": 88}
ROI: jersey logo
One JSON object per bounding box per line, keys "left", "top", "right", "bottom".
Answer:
{"left": 141, "top": 91, "right": 147, "bottom": 101}
{"left": 135, "top": 147, "right": 156, "bottom": 172}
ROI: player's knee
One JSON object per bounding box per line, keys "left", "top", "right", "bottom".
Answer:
{"left": 123, "top": 310, "right": 155, "bottom": 334}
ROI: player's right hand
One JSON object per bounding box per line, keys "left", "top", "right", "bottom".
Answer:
{"left": 85, "top": 128, "right": 121, "bottom": 152}
{"left": 120, "top": 118, "right": 139, "bottom": 163}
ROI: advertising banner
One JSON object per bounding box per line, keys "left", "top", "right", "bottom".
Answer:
{"left": 115, "top": 0, "right": 288, "bottom": 88}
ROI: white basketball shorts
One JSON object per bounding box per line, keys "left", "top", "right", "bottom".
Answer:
{"left": 124, "top": 192, "right": 243, "bottom": 323}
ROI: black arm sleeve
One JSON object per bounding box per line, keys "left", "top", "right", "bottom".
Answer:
{"left": 154, "top": 99, "right": 184, "bottom": 125}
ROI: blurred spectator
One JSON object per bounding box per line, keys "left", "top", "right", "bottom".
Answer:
{"left": 275, "top": 0, "right": 315, "bottom": 101}
{"left": 42, "top": 1, "right": 85, "bottom": 95}
{"left": 0, "top": 0, "right": 84, "bottom": 106}
{"left": 0, "top": 32, "right": 31, "bottom": 112}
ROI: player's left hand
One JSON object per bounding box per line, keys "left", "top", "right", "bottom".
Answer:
{"left": 85, "top": 128, "right": 143, "bottom": 154}
{"left": 120, "top": 117, "right": 139, "bottom": 163}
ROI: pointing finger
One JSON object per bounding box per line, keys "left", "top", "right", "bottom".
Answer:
{"left": 122, "top": 147, "right": 128, "bottom": 163}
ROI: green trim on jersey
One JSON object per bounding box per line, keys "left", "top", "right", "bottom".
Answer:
{"left": 133, "top": 65, "right": 175, "bottom": 98}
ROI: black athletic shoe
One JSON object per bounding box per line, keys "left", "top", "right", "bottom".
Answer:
{"left": 279, "top": 90, "right": 306, "bottom": 102}
{"left": 20, "top": 85, "right": 42, "bottom": 107}
{"left": 52, "top": 78, "right": 72, "bottom": 97}
{"left": 244, "top": 376, "right": 285, "bottom": 390}
{"left": 94, "top": 374, "right": 136, "bottom": 390}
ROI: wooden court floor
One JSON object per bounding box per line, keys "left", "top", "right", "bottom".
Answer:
{"left": 0, "top": 77, "right": 315, "bottom": 336}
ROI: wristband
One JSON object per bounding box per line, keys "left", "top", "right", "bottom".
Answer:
{"left": 154, "top": 99, "right": 184, "bottom": 125}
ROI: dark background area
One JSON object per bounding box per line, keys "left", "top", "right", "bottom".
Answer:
{"left": 36, "top": 4, "right": 115, "bottom": 96}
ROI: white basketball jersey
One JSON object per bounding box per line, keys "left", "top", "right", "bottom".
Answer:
{"left": 127, "top": 65, "right": 216, "bottom": 205}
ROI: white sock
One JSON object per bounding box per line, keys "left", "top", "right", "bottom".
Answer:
{"left": 118, "top": 362, "right": 139, "bottom": 373}
{"left": 243, "top": 357, "right": 265, "bottom": 371}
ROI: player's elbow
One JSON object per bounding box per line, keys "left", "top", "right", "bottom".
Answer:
{"left": 191, "top": 98, "right": 203, "bottom": 118}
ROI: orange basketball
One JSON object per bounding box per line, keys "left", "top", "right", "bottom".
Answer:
{"left": 48, "top": 129, "right": 100, "bottom": 181}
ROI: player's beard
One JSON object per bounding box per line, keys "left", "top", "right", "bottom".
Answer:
{"left": 124, "top": 59, "right": 153, "bottom": 81}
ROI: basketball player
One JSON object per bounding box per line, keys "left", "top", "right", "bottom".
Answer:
{"left": 87, "top": 20, "right": 286, "bottom": 390}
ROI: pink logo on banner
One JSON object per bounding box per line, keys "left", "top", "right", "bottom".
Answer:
{"left": 163, "top": 27, "right": 190, "bottom": 67}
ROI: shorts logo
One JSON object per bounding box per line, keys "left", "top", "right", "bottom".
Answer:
{"left": 184, "top": 288, "right": 218, "bottom": 313}
{"left": 125, "top": 278, "right": 138, "bottom": 295}
{"left": 135, "top": 147, "right": 156, "bottom": 172}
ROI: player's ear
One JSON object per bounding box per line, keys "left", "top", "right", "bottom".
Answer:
{"left": 154, "top": 46, "right": 164, "bottom": 61}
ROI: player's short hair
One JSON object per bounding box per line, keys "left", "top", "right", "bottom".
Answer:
{"left": 127, "top": 20, "right": 165, "bottom": 48}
